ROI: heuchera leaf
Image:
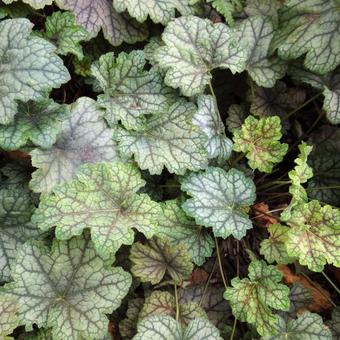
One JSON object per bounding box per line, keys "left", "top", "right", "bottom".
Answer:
{"left": 119, "top": 298, "right": 144, "bottom": 339}
{"left": 194, "top": 95, "right": 233, "bottom": 162}
{"left": 233, "top": 115, "right": 288, "bottom": 173}
{"left": 327, "top": 307, "right": 340, "bottom": 339}
{"left": 285, "top": 200, "right": 340, "bottom": 272}
{"left": 130, "top": 238, "right": 193, "bottom": 284}
{"left": 0, "top": 295, "right": 19, "bottom": 339}
{"left": 139, "top": 291, "right": 206, "bottom": 326}
{"left": 181, "top": 167, "right": 256, "bottom": 239}
{"left": 29, "top": 97, "right": 119, "bottom": 193}
{"left": 116, "top": 100, "right": 208, "bottom": 175}
{"left": 244, "top": 0, "right": 281, "bottom": 21}
{"left": 289, "top": 65, "right": 340, "bottom": 124}
{"left": 41, "top": 11, "right": 90, "bottom": 60}
{"left": 133, "top": 315, "right": 222, "bottom": 340}
{"left": 155, "top": 15, "right": 246, "bottom": 96}
{"left": 264, "top": 311, "right": 332, "bottom": 340}
{"left": 4, "top": 235, "right": 131, "bottom": 340}
{"left": 113, "top": 0, "right": 192, "bottom": 24}
{"left": 223, "top": 260, "right": 290, "bottom": 336}
{"left": 287, "top": 283, "right": 313, "bottom": 317}
{"left": 32, "top": 162, "right": 161, "bottom": 257}
{"left": 54, "top": 0, "right": 148, "bottom": 46}
{"left": 207, "top": 0, "right": 244, "bottom": 26}
{"left": 0, "top": 99, "right": 69, "bottom": 150}
{"left": 0, "top": 18, "right": 70, "bottom": 125}
{"left": 237, "top": 16, "right": 286, "bottom": 87}
{"left": 226, "top": 104, "right": 247, "bottom": 133}
{"left": 158, "top": 200, "right": 214, "bottom": 266}
{"left": 3, "top": 0, "right": 52, "bottom": 9}
{"left": 272, "top": 0, "right": 340, "bottom": 74}
{"left": 91, "top": 50, "right": 177, "bottom": 130}
{"left": 260, "top": 224, "right": 295, "bottom": 265}
{"left": 0, "top": 186, "right": 43, "bottom": 283}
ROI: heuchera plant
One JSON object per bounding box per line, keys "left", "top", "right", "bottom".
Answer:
{"left": 0, "top": 1, "right": 339, "bottom": 339}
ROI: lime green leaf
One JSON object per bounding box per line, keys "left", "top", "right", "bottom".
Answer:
{"left": 91, "top": 51, "right": 177, "bottom": 130}
{"left": 0, "top": 186, "right": 43, "bottom": 283}
{"left": 54, "top": 0, "right": 147, "bottom": 46}
{"left": 116, "top": 100, "right": 208, "bottom": 175}
{"left": 158, "top": 200, "right": 214, "bottom": 266}
{"left": 29, "top": 97, "right": 119, "bottom": 193}
{"left": 0, "top": 295, "right": 19, "bottom": 340}
{"left": 113, "top": 0, "right": 192, "bottom": 24}
{"left": 41, "top": 11, "right": 90, "bottom": 60}
{"left": 0, "top": 99, "right": 69, "bottom": 150}
{"left": 181, "top": 167, "right": 256, "bottom": 239}
{"left": 285, "top": 200, "right": 340, "bottom": 272}
{"left": 133, "top": 315, "right": 222, "bottom": 340}
{"left": 272, "top": 0, "right": 340, "bottom": 74}
{"left": 260, "top": 224, "right": 295, "bottom": 265}
{"left": 289, "top": 65, "right": 340, "bottom": 124}
{"left": 139, "top": 291, "right": 206, "bottom": 326}
{"left": 155, "top": 15, "right": 246, "bottom": 96}
{"left": 233, "top": 116, "right": 288, "bottom": 173}
{"left": 5, "top": 235, "right": 131, "bottom": 340}
{"left": 194, "top": 95, "right": 233, "bottom": 162}
{"left": 237, "top": 16, "right": 286, "bottom": 87}
{"left": 264, "top": 312, "right": 332, "bottom": 340}
{"left": 32, "top": 162, "right": 161, "bottom": 257}
{"left": 119, "top": 298, "right": 144, "bottom": 339}
{"left": 0, "top": 18, "right": 70, "bottom": 125}
{"left": 224, "top": 260, "right": 290, "bottom": 336}
{"left": 226, "top": 104, "right": 247, "bottom": 133}
{"left": 130, "top": 238, "right": 193, "bottom": 284}
{"left": 3, "top": 0, "right": 52, "bottom": 9}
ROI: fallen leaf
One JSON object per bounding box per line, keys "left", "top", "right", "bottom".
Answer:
{"left": 252, "top": 202, "right": 278, "bottom": 227}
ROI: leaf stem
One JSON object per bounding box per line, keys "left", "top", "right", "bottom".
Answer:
{"left": 321, "top": 271, "right": 340, "bottom": 296}
{"left": 174, "top": 284, "right": 180, "bottom": 321}
{"left": 283, "top": 93, "right": 321, "bottom": 120}
{"left": 215, "top": 237, "right": 228, "bottom": 289}
{"left": 230, "top": 318, "right": 237, "bottom": 340}
{"left": 208, "top": 80, "right": 216, "bottom": 98}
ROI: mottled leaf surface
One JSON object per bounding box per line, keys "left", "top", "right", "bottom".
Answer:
{"left": 0, "top": 99, "right": 69, "bottom": 150}
{"left": 29, "top": 97, "right": 119, "bottom": 193}
{"left": 32, "top": 162, "right": 161, "bottom": 257}
{"left": 5, "top": 235, "right": 131, "bottom": 340}
{"left": 155, "top": 15, "right": 246, "bottom": 96}
{"left": 0, "top": 295, "right": 18, "bottom": 339}
{"left": 224, "top": 260, "right": 290, "bottom": 336}
{"left": 233, "top": 116, "right": 288, "bottom": 173}
{"left": 0, "top": 18, "right": 70, "bottom": 124}
{"left": 130, "top": 238, "right": 193, "bottom": 284}
{"left": 116, "top": 100, "right": 208, "bottom": 175}
{"left": 55, "top": 0, "right": 148, "bottom": 46}
{"left": 158, "top": 200, "right": 214, "bottom": 266}
{"left": 119, "top": 298, "right": 144, "bottom": 339}
{"left": 3, "top": 0, "right": 52, "bottom": 9}
{"left": 181, "top": 167, "right": 256, "bottom": 239}
{"left": 91, "top": 50, "right": 176, "bottom": 130}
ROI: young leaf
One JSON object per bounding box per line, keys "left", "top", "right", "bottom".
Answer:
{"left": 116, "top": 100, "right": 208, "bottom": 175}
{"left": 0, "top": 18, "right": 70, "bottom": 124}
{"left": 41, "top": 11, "right": 90, "bottom": 60}
{"left": 133, "top": 315, "right": 222, "bottom": 340}
{"left": 155, "top": 15, "right": 246, "bottom": 96}
{"left": 29, "top": 97, "right": 119, "bottom": 193}
{"left": 0, "top": 295, "right": 19, "bottom": 339}
{"left": 32, "top": 162, "right": 161, "bottom": 257}
{"left": 113, "top": 0, "right": 192, "bottom": 24}
{"left": 207, "top": 0, "right": 244, "bottom": 26}
{"left": 91, "top": 50, "right": 177, "bottom": 130}
{"left": 0, "top": 99, "right": 69, "bottom": 150}
{"left": 54, "top": 0, "right": 147, "bottom": 46}
{"left": 130, "top": 238, "right": 193, "bottom": 284}
{"left": 285, "top": 200, "right": 340, "bottom": 272}
{"left": 272, "top": 0, "right": 340, "bottom": 74}
{"left": 233, "top": 116, "right": 288, "bottom": 173}
{"left": 139, "top": 291, "right": 206, "bottom": 325}
{"left": 237, "top": 16, "right": 286, "bottom": 87}
{"left": 181, "top": 167, "right": 256, "bottom": 239}
{"left": 3, "top": 0, "right": 52, "bottom": 9}
{"left": 158, "top": 200, "right": 214, "bottom": 266}
{"left": 0, "top": 186, "right": 43, "bottom": 283}
{"left": 4, "top": 235, "right": 131, "bottom": 340}
{"left": 260, "top": 224, "right": 295, "bottom": 265}
{"left": 194, "top": 95, "right": 233, "bottom": 162}
{"left": 263, "top": 312, "right": 332, "bottom": 340}
{"left": 224, "top": 260, "right": 290, "bottom": 336}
